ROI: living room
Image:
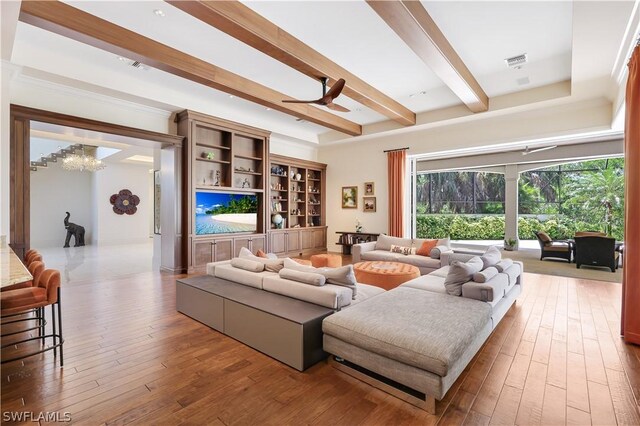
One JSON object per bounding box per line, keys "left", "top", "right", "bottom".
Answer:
{"left": 1, "top": 1, "right": 639, "bottom": 424}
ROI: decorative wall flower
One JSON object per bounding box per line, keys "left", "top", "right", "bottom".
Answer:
{"left": 110, "top": 189, "right": 140, "bottom": 215}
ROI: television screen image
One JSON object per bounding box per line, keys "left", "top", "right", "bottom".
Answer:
{"left": 195, "top": 192, "right": 258, "bottom": 235}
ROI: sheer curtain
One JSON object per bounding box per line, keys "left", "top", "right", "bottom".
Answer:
{"left": 622, "top": 42, "right": 639, "bottom": 343}
{"left": 387, "top": 150, "right": 407, "bottom": 237}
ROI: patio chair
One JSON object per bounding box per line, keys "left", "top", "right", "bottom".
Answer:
{"left": 535, "top": 231, "right": 572, "bottom": 263}
{"left": 574, "top": 236, "right": 618, "bottom": 272}
{"left": 575, "top": 231, "right": 606, "bottom": 237}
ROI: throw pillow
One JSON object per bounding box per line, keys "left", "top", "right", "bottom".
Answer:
{"left": 283, "top": 258, "right": 358, "bottom": 298}
{"left": 375, "top": 235, "right": 410, "bottom": 251}
{"left": 480, "top": 246, "right": 502, "bottom": 269}
{"left": 279, "top": 268, "right": 326, "bottom": 286}
{"left": 444, "top": 256, "right": 483, "bottom": 296}
{"left": 390, "top": 244, "right": 416, "bottom": 255}
{"left": 494, "top": 259, "right": 514, "bottom": 273}
{"left": 473, "top": 266, "right": 499, "bottom": 283}
{"left": 538, "top": 231, "right": 552, "bottom": 243}
{"left": 239, "top": 247, "right": 284, "bottom": 272}
{"left": 430, "top": 245, "right": 450, "bottom": 259}
{"left": 416, "top": 239, "right": 438, "bottom": 256}
{"left": 256, "top": 249, "right": 267, "bottom": 258}
{"left": 231, "top": 257, "right": 265, "bottom": 273}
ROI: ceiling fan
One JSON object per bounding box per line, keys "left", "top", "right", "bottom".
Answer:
{"left": 282, "top": 77, "right": 350, "bottom": 112}
{"left": 522, "top": 145, "right": 557, "bottom": 156}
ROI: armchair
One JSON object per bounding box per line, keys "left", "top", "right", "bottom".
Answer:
{"left": 574, "top": 236, "right": 618, "bottom": 272}
{"left": 535, "top": 231, "right": 572, "bottom": 263}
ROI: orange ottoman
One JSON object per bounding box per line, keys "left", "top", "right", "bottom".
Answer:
{"left": 310, "top": 254, "right": 342, "bottom": 268}
{"left": 292, "top": 258, "right": 312, "bottom": 266}
{"left": 353, "top": 261, "right": 420, "bottom": 290}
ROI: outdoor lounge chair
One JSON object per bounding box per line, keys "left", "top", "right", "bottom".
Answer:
{"left": 535, "top": 231, "right": 572, "bottom": 263}
{"left": 574, "top": 236, "right": 619, "bottom": 272}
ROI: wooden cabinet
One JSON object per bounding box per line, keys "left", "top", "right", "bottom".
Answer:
{"left": 233, "top": 234, "right": 266, "bottom": 257}
{"left": 268, "top": 154, "right": 327, "bottom": 255}
{"left": 178, "top": 110, "right": 270, "bottom": 273}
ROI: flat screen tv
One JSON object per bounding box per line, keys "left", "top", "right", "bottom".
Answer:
{"left": 195, "top": 192, "right": 258, "bottom": 235}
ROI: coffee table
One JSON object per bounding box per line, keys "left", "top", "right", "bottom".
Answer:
{"left": 353, "top": 261, "right": 420, "bottom": 290}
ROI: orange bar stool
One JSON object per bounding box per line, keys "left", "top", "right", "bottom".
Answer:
{"left": 1, "top": 269, "right": 64, "bottom": 367}
{"left": 25, "top": 253, "right": 42, "bottom": 267}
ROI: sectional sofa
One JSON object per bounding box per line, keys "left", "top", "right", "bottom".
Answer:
{"left": 177, "top": 246, "right": 522, "bottom": 412}
{"left": 352, "top": 235, "right": 453, "bottom": 274}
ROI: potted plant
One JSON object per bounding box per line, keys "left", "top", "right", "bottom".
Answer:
{"left": 504, "top": 238, "right": 518, "bottom": 251}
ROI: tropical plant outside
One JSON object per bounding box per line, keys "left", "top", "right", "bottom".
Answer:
{"left": 205, "top": 195, "right": 257, "bottom": 215}
{"left": 415, "top": 158, "right": 624, "bottom": 241}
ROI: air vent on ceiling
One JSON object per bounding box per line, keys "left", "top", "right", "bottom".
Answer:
{"left": 505, "top": 53, "right": 528, "bottom": 69}
{"left": 130, "top": 61, "right": 148, "bottom": 71}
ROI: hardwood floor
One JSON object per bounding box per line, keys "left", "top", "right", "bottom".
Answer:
{"left": 2, "top": 271, "right": 640, "bottom": 425}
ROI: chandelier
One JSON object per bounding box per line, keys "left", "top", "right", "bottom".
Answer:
{"left": 61, "top": 148, "right": 106, "bottom": 172}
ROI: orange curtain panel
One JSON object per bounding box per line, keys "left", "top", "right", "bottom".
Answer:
{"left": 622, "top": 44, "right": 639, "bottom": 344}
{"left": 387, "top": 150, "right": 407, "bottom": 237}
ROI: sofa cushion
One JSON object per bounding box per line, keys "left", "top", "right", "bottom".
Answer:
{"left": 473, "top": 266, "right": 499, "bottom": 283}
{"left": 351, "top": 283, "right": 386, "bottom": 306}
{"left": 230, "top": 257, "right": 265, "bottom": 273}
{"left": 480, "top": 246, "right": 502, "bottom": 269}
{"left": 462, "top": 274, "right": 508, "bottom": 304}
{"left": 390, "top": 244, "right": 416, "bottom": 255}
{"left": 279, "top": 268, "right": 326, "bottom": 286}
{"left": 214, "top": 263, "right": 275, "bottom": 289}
{"left": 494, "top": 259, "right": 514, "bottom": 273}
{"left": 238, "top": 247, "right": 284, "bottom": 272}
{"left": 375, "top": 235, "right": 411, "bottom": 251}
{"left": 262, "top": 276, "right": 352, "bottom": 309}
{"left": 399, "top": 255, "right": 441, "bottom": 269}
{"left": 322, "top": 287, "right": 492, "bottom": 376}
{"left": 429, "top": 266, "right": 450, "bottom": 278}
{"left": 416, "top": 239, "right": 438, "bottom": 256}
{"left": 400, "top": 274, "right": 447, "bottom": 294}
{"left": 444, "top": 257, "right": 484, "bottom": 296}
{"left": 283, "top": 258, "right": 357, "bottom": 298}
{"left": 502, "top": 263, "right": 522, "bottom": 286}
{"left": 361, "top": 250, "right": 400, "bottom": 262}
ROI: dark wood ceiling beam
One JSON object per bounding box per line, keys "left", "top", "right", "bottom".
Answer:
{"left": 167, "top": 0, "right": 416, "bottom": 126}
{"left": 367, "top": 0, "right": 489, "bottom": 113}
{"left": 19, "top": 1, "right": 362, "bottom": 136}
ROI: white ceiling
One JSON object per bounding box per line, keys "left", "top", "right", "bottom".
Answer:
{"left": 6, "top": 1, "right": 638, "bottom": 144}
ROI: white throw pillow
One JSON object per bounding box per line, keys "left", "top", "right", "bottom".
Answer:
{"left": 230, "top": 257, "right": 265, "bottom": 273}
{"left": 283, "top": 258, "right": 357, "bottom": 298}
{"left": 444, "top": 256, "right": 484, "bottom": 296}
{"left": 481, "top": 246, "right": 502, "bottom": 269}
{"left": 494, "top": 258, "right": 514, "bottom": 273}
{"left": 473, "top": 266, "right": 499, "bottom": 283}
{"left": 279, "top": 268, "right": 326, "bottom": 286}
{"left": 239, "top": 247, "right": 284, "bottom": 272}
{"left": 390, "top": 244, "right": 416, "bottom": 255}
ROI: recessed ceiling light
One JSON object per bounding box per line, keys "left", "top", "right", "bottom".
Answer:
{"left": 265, "top": 107, "right": 271, "bottom": 111}
{"left": 229, "top": 95, "right": 234, "bottom": 99}
{"left": 117, "top": 56, "right": 126, "bottom": 62}
{"left": 154, "top": 9, "right": 165, "bottom": 17}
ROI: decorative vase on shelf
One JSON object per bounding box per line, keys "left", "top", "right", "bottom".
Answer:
{"left": 290, "top": 171, "right": 295, "bottom": 179}
{"left": 295, "top": 173, "right": 302, "bottom": 181}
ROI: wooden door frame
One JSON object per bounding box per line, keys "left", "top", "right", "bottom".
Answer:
{"left": 9, "top": 104, "right": 184, "bottom": 259}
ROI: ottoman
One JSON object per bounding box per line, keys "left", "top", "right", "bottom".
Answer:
{"left": 323, "top": 287, "right": 492, "bottom": 413}
{"left": 353, "top": 261, "right": 420, "bottom": 290}
{"left": 310, "top": 253, "right": 342, "bottom": 268}
{"left": 292, "top": 258, "right": 312, "bottom": 266}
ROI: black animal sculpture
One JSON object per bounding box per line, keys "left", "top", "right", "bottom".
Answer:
{"left": 63, "top": 212, "right": 85, "bottom": 248}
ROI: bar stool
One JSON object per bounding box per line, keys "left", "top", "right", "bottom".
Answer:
{"left": 24, "top": 249, "right": 38, "bottom": 261}
{"left": 1, "top": 269, "right": 64, "bottom": 366}
{"left": 25, "top": 253, "right": 42, "bottom": 267}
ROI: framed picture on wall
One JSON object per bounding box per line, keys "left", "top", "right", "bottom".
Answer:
{"left": 363, "top": 196, "right": 376, "bottom": 212}
{"left": 154, "top": 170, "right": 161, "bottom": 234}
{"left": 342, "top": 186, "right": 358, "bottom": 209}
{"left": 364, "top": 182, "right": 375, "bottom": 196}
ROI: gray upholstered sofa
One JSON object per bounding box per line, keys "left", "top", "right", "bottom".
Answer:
{"left": 322, "top": 248, "right": 523, "bottom": 413}
{"left": 352, "top": 235, "right": 453, "bottom": 275}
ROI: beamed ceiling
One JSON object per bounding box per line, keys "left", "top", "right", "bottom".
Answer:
{"left": 5, "top": 0, "right": 639, "bottom": 144}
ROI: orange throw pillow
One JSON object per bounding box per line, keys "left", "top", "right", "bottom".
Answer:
{"left": 416, "top": 240, "right": 438, "bottom": 256}
{"left": 256, "top": 249, "right": 267, "bottom": 258}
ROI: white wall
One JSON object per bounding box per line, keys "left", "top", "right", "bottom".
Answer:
{"left": 30, "top": 161, "right": 94, "bottom": 248}
{"left": 93, "top": 162, "right": 153, "bottom": 245}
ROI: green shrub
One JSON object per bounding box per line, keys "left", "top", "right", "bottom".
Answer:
{"left": 415, "top": 214, "right": 622, "bottom": 240}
